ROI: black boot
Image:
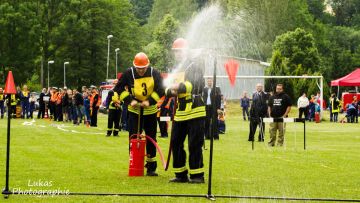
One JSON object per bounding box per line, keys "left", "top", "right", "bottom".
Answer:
{"left": 145, "top": 161, "right": 158, "bottom": 176}
{"left": 189, "top": 177, "right": 205, "bottom": 184}
{"left": 169, "top": 177, "right": 189, "bottom": 183}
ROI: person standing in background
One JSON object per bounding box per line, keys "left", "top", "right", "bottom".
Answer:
{"left": 89, "top": 86, "right": 100, "bottom": 127}
{"left": 352, "top": 96, "right": 358, "bottom": 123}
{"left": 49, "top": 87, "right": 58, "bottom": 120}
{"left": 83, "top": 92, "right": 91, "bottom": 126}
{"left": 248, "top": 83, "right": 268, "bottom": 142}
{"left": 20, "top": 85, "right": 30, "bottom": 119}
{"left": 330, "top": 93, "right": 340, "bottom": 122}
{"left": 107, "top": 89, "right": 121, "bottom": 136}
{"left": 297, "top": 93, "right": 309, "bottom": 120}
{"left": 37, "top": 88, "right": 46, "bottom": 119}
{"left": 0, "top": 88, "right": 4, "bottom": 119}
{"left": 55, "top": 88, "right": 63, "bottom": 122}
{"left": 268, "top": 84, "right": 292, "bottom": 147}
{"left": 240, "top": 91, "right": 250, "bottom": 121}
{"left": 74, "top": 89, "right": 84, "bottom": 124}
{"left": 62, "top": 87, "right": 69, "bottom": 122}
{"left": 202, "top": 78, "right": 221, "bottom": 140}
{"left": 29, "top": 93, "right": 36, "bottom": 119}
{"left": 66, "top": 89, "right": 73, "bottom": 122}
{"left": 220, "top": 94, "right": 226, "bottom": 112}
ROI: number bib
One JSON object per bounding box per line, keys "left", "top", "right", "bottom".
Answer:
{"left": 133, "top": 77, "right": 154, "bottom": 101}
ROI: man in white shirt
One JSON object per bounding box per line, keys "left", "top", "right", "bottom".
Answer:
{"left": 202, "top": 78, "right": 221, "bottom": 140}
{"left": 297, "top": 93, "right": 309, "bottom": 120}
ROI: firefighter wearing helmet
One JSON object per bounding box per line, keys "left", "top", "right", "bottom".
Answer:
{"left": 114, "top": 52, "right": 164, "bottom": 176}
{"left": 166, "top": 38, "right": 206, "bottom": 183}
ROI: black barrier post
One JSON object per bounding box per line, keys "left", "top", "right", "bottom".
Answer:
{"left": 2, "top": 96, "right": 12, "bottom": 198}
{"left": 9, "top": 192, "right": 360, "bottom": 202}
{"left": 207, "top": 56, "right": 216, "bottom": 200}
{"left": 304, "top": 120, "right": 306, "bottom": 150}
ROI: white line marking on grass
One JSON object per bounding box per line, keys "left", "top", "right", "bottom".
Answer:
{"left": 51, "top": 124, "right": 105, "bottom": 135}
{"left": 22, "top": 122, "right": 33, "bottom": 126}
{"left": 20, "top": 119, "right": 106, "bottom": 135}
{"left": 275, "top": 156, "right": 294, "bottom": 163}
{"left": 22, "top": 120, "right": 36, "bottom": 126}
{"left": 57, "top": 126, "right": 70, "bottom": 132}
{"left": 70, "top": 130, "right": 104, "bottom": 135}
{"left": 320, "top": 164, "right": 336, "bottom": 170}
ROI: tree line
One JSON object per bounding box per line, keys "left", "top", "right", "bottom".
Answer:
{"left": 1, "top": 0, "right": 359, "bottom": 97}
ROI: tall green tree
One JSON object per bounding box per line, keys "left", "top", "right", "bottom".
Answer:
{"left": 0, "top": 0, "right": 142, "bottom": 89}
{"left": 52, "top": 0, "right": 142, "bottom": 88}
{"left": 0, "top": 1, "right": 41, "bottom": 85}
{"left": 147, "top": 0, "right": 197, "bottom": 26}
{"left": 265, "top": 50, "right": 293, "bottom": 95}
{"left": 330, "top": 0, "right": 360, "bottom": 26}
{"left": 325, "top": 26, "right": 360, "bottom": 80}
{"left": 273, "top": 28, "right": 321, "bottom": 74}
{"left": 144, "top": 14, "right": 179, "bottom": 71}
{"left": 269, "top": 28, "right": 322, "bottom": 99}
{"left": 307, "top": 0, "right": 326, "bottom": 21}
{"left": 130, "top": 0, "right": 154, "bottom": 25}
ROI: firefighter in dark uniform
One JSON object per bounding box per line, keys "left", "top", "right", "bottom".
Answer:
{"left": 10, "top": 94, "right": 17, "bottom": 118}
{"left": 90, "top": 86, "right": 100, "bottom": 127}
{"left": 0, "top": 88, "right": 4, "bottom": 119}
{"left": 113, "top": 52, "right": 164, "bottom": 176}
{"left": 107, "top": 90, "right": 121, "bottom": 136}
{"left": 166, "top": 38, "right": 206, "bottom": 183}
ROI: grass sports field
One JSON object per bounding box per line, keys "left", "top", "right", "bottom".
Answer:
{"left": 0, "top": 101, "right": 359, "bottom": 202}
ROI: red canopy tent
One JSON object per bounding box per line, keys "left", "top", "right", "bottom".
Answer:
{"left": 331, "top": 68, "right": 360, "bottom": 87}
{"left": 331, "top": 68, "right": 360, "bottom": 110}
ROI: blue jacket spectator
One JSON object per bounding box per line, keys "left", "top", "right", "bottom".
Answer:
{"left": 240, "top": 91, "right": 250, "bottom": 121}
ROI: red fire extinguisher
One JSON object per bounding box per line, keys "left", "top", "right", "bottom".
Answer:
{"left": 129, "top": 134, "right": 146, "bottom": 176}
{"left": 129, "top": 107, "right": 146, "bottom": 176}
{"left": 128, "top": 108, "right": 166, "bottom": 176}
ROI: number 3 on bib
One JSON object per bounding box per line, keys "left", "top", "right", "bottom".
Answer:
{"left": 133, "top": 77, "right": 154, "bottom": 101}
{"left": 142, "top": 83, "right": 147, "bottom": 96}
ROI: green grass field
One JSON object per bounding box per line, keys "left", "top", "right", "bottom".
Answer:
{"left": 0, "top": 102, "right": 360, "bottom": 202}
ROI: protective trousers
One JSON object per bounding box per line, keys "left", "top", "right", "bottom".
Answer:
{"left": 172, "top": 117, "right": 205, "bottom": 179}
{"left": 0, "top": 102, "right": 4, "bottom": 118}
{"left": 107, "top": 109, "right": 121, "bottom": 135}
